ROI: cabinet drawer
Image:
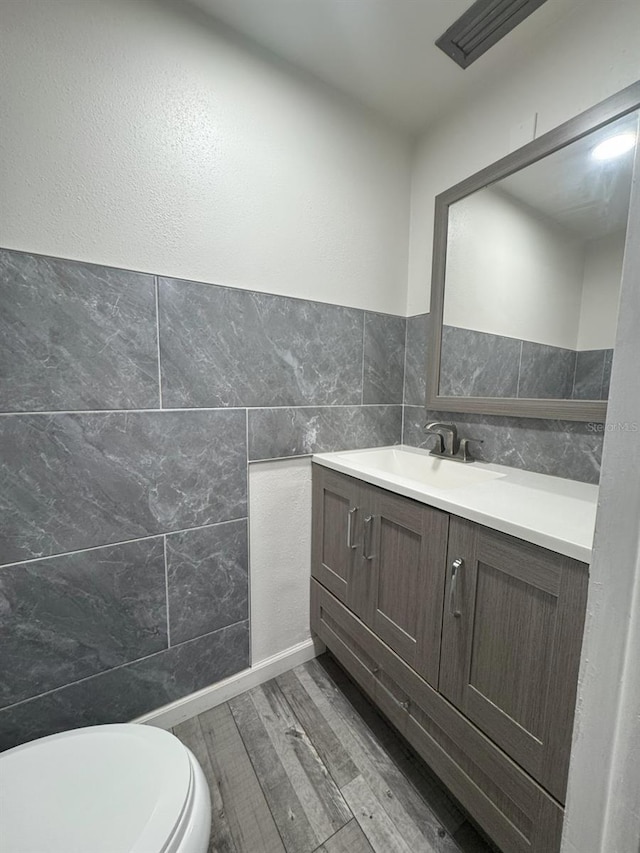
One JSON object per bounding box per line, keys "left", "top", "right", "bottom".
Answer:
{"left": 311, "top": 579, "right": 564, "bottom": 853}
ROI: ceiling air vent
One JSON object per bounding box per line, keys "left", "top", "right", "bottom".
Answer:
{"left": 436, "top": 0, "right": 549, "bottom": 69}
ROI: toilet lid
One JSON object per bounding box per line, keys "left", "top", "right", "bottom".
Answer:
{"left": 0, "top": 724, "right": 193, "bottom": 853}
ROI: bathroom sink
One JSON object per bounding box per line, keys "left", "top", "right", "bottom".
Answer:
{"left": 326, "top": 447, "right": 506, "bottom": 491}
{"left": 313, "top": 445, "right": 597, "bottom": 562}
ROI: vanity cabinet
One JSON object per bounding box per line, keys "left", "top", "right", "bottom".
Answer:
{"left": 312, "top": 467, "right": 449, "bottom": 686}
{"left": 310, "top": 464, "right": 589, "bottom": 853}
{"left": 440, "top": 518, "right": 587, "bottom": 803}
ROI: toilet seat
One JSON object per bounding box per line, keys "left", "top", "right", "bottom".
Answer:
{"left": 0, "top": 724, "right": 210, "bottom": 853}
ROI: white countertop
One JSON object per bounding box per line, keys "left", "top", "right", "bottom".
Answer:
{"left": 313, "top": 445, "right": 597, "bottom": 563}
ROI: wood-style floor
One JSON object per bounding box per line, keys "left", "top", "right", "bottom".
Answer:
{"left": 172, "top": 654, "right": 498, "bottom": 853}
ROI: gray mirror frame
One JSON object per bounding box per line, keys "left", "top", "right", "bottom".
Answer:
{"left": 427, "top": 81, "right": 640, "bottom": 422}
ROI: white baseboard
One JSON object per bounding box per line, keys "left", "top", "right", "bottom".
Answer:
{"left": 132, "top": 637, "right": 325, "bottom": 730}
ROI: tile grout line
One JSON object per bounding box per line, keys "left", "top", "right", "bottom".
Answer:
{"left": 245, "top": 407, "right": 252, "bottom": 668}
{"left": 401, "top": 317, "right": 409, "bottom": 444}
{"left": 360, "top": 313, "right": 366, "bottom": 405}
{"left": 0, "top": 404, "right": 402, "bottom": 417}
{"left": 154, "top": 276, "right": 164, "bottom": 409}
{"left": 0, "top": 516, "right": 249, "bottom": 571}
{"left": 0, "top": 618, "right": 250, "bottom": 716}
{"left": 163, "top": 534, "right": 171, "bottom": 648}
{"left": 599, "top": 352, "right": 608, "bottom": 401}
{"left": 515, "top": 340, "right": 524, "bottom": 399}
{"left": 247, "top": 442, "right": 397, "bottom": 465}
{"left": 571, "top": 349, "right": 579, "bottom": 400}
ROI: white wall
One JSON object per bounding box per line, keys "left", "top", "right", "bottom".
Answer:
{"left": 577, "top": 231, "right": 626, "bottom": 350}
{"left": 562, "top": 144, "right": 640, "bottom": 853}
{"left": 407, "top": 0, "right": 640, "bottom": 316}
{"left": 444, "top": 189, "right": 625, "bottom": 350}
{"left": 444, "top": 188, "right": 584, "bottom": 349}
{"left": 249, "top": 458, "right": 313, "bottom": 665}
{"left": 0, "top": 0, "right": 411, "bottom": 315}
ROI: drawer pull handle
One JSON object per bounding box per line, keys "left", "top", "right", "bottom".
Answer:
{"left": 450, "top": 558, "right": 463, "bottom": 618}
{"left": 363, "top": 515, "right": 375, "bottom": 560}
{"left": 372, "top": 666, "right": 380, "bottom": 675}
{"left": 346, "top": 507, "right": 358, "bottom": 549}
{"left": 400, "top": 700, "right": 411, "bottom": 712}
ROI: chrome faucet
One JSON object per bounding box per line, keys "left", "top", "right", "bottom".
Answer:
{"left": 423, "top": 422, "right": 483, "bottom": 463}
{"left": 424, "top": 422, "right": 459, "bottom": 456}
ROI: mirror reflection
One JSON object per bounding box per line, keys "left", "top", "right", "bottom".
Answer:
{"left": 440, "top": 111, "right": 638, "bottom": 401}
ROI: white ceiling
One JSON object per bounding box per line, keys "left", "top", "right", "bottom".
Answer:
{"left": 498, "top": 111, "right": 639, "bottom": 239}
{"left": 187, "top": 0, "right": 591, "bottom": 131}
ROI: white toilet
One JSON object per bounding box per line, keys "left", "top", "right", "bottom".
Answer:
{"left": 0, "top": 724, "right": 211, "bottom": 853}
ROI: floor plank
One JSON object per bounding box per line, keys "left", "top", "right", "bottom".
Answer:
{"left": 256, "top": 680, "right": 352, "bottom": 835}
{"left": 171, "top": 655, "right": 497, "bottom": 853}
{"left": 319, "top": 655, "right": 466, "bottom": 837}
{"left": 342, "top": 775, "right": 416, "bottom": 853}
{"left": 298, "top": 659, "right": 461, "bottom": 853}
{"left": 314, "top": 818, "right": 375, "bottom": 853}
{"left": 229, "top": 688, "right": 326, "bottom": 853}
{"left": 197, "top": 703, "right": 286, "bottom": 853}
{"left": 319, "top": 656, "right": 492, "bottom": 849}
{"left": 172, "top": 715, "right": 237, "bottom": 853}
{"left": 278, "top": 667, "right": 359, "bottom": 789}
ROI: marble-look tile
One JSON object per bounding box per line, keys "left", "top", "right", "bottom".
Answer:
{"left": 0, "top": 410, "right": 247, "bottom": 565}
{"left": 404, "top": 313, "right": 430, "bottom": 406}
{"left": 0, "top": 538, "right": 167, "bottom": 709}
{"left": 602, "top": 349, "right": 614, "bottom": 400}
{"left": 402, "top": 406, "right": 602, "bottom": 484}
{"left": 572, "top": 350, "right": 606, "bottom": 400}
{"left": 439, "top": 327, "right": 520, "bottom": 398}
{"left": 402, "top": 406, "right": 429, "bottom": 449}
{"left": 0, "top": 621, "right": 249, "bottom": 751}
{"left": 0, "top": 250, "right": 158, "bottom": 412}
{"left": 166, "top": 519, "right": 248, "bottom": 646}
{"left": 158, "top": 278, "right": 363, "bottom": 408}
{"left": 249, "top": 405, "right": 402, "bottom": 460}
{"left": 518, "top": 342, "right": 576, "bottom": 399}
{"left": 362, "top": 313, "right": 406, "bottom": 404}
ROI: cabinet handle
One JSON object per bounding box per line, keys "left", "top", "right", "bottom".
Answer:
{"left": 450, "top": 557, "right": 463, "bottom": 618}
{"left": 363, "top": 515, "right": 375, "bottom": 560}
{"left": 346, "top": 507, "right": 358, "bottom": 549}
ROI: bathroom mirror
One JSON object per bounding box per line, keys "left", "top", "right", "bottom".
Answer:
{"left": 427, "top": 83, "right": 640, "bottom": 421}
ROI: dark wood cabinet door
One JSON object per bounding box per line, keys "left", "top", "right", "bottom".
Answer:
{"left": 363, "top": 484, "right": 449, "bottom": 688}
{"left": 439, "top": 517, "right": 588, "bottom": 802}
{"left": 311, "top": 465, "right": 362, "bottom": 611}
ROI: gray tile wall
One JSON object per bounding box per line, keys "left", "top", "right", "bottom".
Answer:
{"left": 0, "top": 251, "right": 607, "bottom": 750}
{"left": 440, "top": 324, "right": 613, "bottom": 401}
{"left": 403, "top": 314, "right": 605, "bottom": 485}
{"left": 0, "top": 248, "right": 405, "bottom": 750}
